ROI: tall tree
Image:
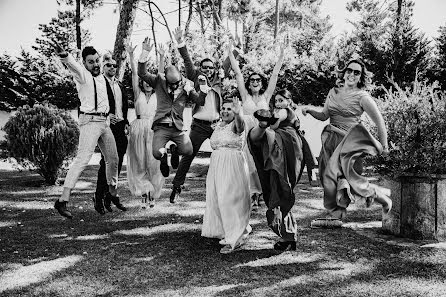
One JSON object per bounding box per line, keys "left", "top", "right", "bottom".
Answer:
{"left": 435, "top": 24, "right": 446, "bottom": 89}
{"left": 112, "top": 0, "right": 139, "bottom": 81}
{"left": 33, "top": 10, "right": 91, "bottom": 58}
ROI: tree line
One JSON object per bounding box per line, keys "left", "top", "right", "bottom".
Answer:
{"left": 1, "top": 0, "right": 445, "bottom": 111}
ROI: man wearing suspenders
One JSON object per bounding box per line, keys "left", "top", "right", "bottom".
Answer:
{"left": 53, "top": 44, "right": 120, "bottom": 219}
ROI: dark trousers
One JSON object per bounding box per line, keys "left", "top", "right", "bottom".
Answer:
{"left": 96, "top": 121, "right": 128, "bottom": 196}
{"left": 172, "top": 119, "right": 214, "bottom": 188}
{"left": 152, "top": 125, "right": 193, "bottom": 159}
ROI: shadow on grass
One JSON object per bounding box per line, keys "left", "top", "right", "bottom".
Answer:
{"left": 1, "top": 160, "right": 446, "bottom": 296}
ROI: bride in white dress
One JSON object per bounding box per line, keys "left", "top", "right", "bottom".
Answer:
{"left": 227, "top": 40, "right": 285, "bottom": 207}
{"left": 126, "top": 43, "right": 166, "bottom": 208}
{"left": 201, "top": 95, "right": 251, "bottom": 254}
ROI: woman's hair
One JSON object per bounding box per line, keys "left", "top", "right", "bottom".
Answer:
{"left": 270, "top": 88, "right": 292, "bottom": 110}
{"left": 223, "top": 89, "right": 241, "bottom": 105}
{"left": 245, "top": 72, "right": 267, "bottom": 95}
{"left": 336, "top": 59, "right": 372, "bottom": 89}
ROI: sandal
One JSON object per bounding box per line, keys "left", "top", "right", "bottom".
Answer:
{"left": 310, "top": 218, "right": 343, "bottom": 229}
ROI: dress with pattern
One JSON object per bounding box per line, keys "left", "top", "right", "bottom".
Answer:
{"left": 126, "top": 92, "right": 165, "bottom": 198}
{"left": 241, "top": 94, "right": 268, "bottom": 197}
{"left": 201, "top": 121, "right": 251, "bottom": 249}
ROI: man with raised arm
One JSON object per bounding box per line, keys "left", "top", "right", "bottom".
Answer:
{"left": 137, "top": 37, "right": 205, "bottom": 180}
{"left": 53, "top": 44, "right": 122, "bottom": 219}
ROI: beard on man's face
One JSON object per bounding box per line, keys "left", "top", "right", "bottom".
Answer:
{"left": 90, "top": 66, "right": 101, "bottom": 77}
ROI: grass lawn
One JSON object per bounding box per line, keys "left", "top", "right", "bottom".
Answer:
{"left": 1, "top": 155, "right": 446, "bottom": 297}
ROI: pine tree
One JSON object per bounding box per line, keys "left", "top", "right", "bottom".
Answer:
{"left": 435, "top": 24, "right": 446, "bottom": 89}
{"left": 32, "top": 10, "right": 91, "bottom": 58}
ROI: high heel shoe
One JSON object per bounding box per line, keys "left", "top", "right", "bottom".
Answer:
{"left": 148, "top": 192, "right": 155, "bottom": 208}
{"left": 273, "top": 241, "right": 297, "bottom": 251}
{"left": 141, "top": 193, "right": 148, "bottom": 209}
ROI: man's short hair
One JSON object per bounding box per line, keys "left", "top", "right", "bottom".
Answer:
{"left": 82, "top": 46, "right": 98, "bottom": 60}
{"left": 200, "top": 58, "right": 215, "bottom": 67}
{"left": 102, "top": 52, "right": 113, "bottom": 62}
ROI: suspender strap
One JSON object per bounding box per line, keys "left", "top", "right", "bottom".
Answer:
{"left": 93, "top": 77, "right": 98, "bottom": 111}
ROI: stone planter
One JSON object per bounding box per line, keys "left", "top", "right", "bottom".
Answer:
{"left": 382, "top": 174, "right": 446, "bottom": 241}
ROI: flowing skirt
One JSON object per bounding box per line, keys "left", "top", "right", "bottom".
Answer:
{"left": 321, "top": 124, "right": 388, "bottom": 215}
{"left": 248, "top": 126, "right": 302, "bottom": 241}
{"left": 201, "top": 149, "right": 251, "bottom": 249}
{"left": 127, "top": 118, "right": 165, "bottom": 198}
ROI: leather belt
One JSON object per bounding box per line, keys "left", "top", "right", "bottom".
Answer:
{"left": 193, "top": 118, "right": 219, "bottom": 125}
{"left": 80, "top": 111, "right": 109, "bottom": 117}
{"left": 154, "top": 122, "right": 174, "bottom": 127}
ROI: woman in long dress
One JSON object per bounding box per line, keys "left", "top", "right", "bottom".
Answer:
{"left": 201, "top": 94, "right": 251, "bottom": 254}
{"left": 247, "top": 90, "right": 302, "bottom": 251}
{"left": 302, "top": 59, "right": 392, "bottom": 227}
{"left": 126, "top": 43, "right": 166, "bottom": 208}
{"left": 227, "top": 40, "right": 285, "bottom": 207}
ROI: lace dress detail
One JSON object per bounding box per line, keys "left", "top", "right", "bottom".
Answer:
{"left": 210, "top": 122, "right": 244, "bottom": 151}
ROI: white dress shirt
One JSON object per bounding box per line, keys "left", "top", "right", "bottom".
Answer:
{"left": 61, "top": 54, "right": 109, "bottom": 113}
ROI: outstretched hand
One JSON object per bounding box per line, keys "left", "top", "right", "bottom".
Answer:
{"left": 126, "top": 42, "right": 137, "bottom": 55}
{"left": 232, "top": 97, "right": 241, "bottom": 115}
{"left": 173, "top": 27, "right": 184, "bottom": 44}
{"left": 142, "top": 37, "right": 154, "bottom": 52}
{"left": 50, "top": 39, "right": 67, "bottom": 57}
{"left": 226, "top": 39, "right": 234, "bottom": 54}
{"left": 157, "top": 44, "right": 166, "bottom": 56}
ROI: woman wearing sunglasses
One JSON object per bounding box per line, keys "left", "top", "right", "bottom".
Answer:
{"left": 227, "top": 39, "right": 285, "bottom": 209}
{"left": 302, "top": 59, "right": 392, "bottom": 228}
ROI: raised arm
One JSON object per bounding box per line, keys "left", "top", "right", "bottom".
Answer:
{"left": 361, "top": 95, "right": 389, "bottom": 154}
{"left": 232, "top": 97, "right": 245, "bottom": 134}
{"left": 52, "top": 41, "right": 86, "bottom": 84}
{"left": 156, "top": 44, "right": 166, "bottom": 74}
{"left": 137, "top": 37, "right": 157, "bottom": 87}
{"left": 227, "top": 40, "right": 248, "bottom": 101}
{"left": 263, "top": 43, "right": 285, "bottom": 103}
{"left": 174, "top": 27, "right": 198, "bottom": 80}
{"left": 126, "top": 43, "right": 140, "bottom": 99}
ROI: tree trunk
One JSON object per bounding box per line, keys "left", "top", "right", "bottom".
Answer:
{"left": 75, "top": 0, "right": 81, "bottom": 57}
{"left": 274, "top": 0, "right": 280, "bottom": 39}
{"left": 196, "top": 1, "right": 205, "bottom": 34}
{"left": 185, "top": 0, "right": 193, "bottom": 33}
{"left": 148, "top": 1, "right": 158, "bottom": 63}
{"left": 113, "top": 0, "right": 138, "bottom": 81}
{"left": 178, "top": 0, "right": 182, "bottom": 26}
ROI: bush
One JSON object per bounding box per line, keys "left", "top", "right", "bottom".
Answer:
{"left": 367, "top": 81, "right": 446, "bottom": 178}
{"left": 2, "top": 103, "right": 79, "bottom": 184}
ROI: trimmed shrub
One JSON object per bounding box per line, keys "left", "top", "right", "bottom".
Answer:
{"left": 366, "top": 81, "right": 446, "bottom": 178}
{"left": 2, "top": 103, "right": 79, "bottom": 184}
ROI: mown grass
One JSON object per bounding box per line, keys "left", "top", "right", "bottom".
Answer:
{"left": 1, "top": 155, "right": 446, "bottom": 297}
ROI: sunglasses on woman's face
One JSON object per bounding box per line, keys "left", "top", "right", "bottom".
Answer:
{"left": 105, "top": 63, "right": 117, "bottom": 68}
{"left": 345, "top": 68, "right": 361, "bottom": 76}
{"left": 201, "top": 65, "right": 214, "bottom": 70}
{"left": 250, "top": 77, "right": 262, "bottom": 83}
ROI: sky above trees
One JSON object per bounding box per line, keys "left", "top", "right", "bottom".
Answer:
{"left": 1, "top": 0, "right": 445, "bottom": 56}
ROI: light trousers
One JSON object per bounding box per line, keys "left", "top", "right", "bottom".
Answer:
{"left": 63, "top": 114, "right": 118, "bottom": 189}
